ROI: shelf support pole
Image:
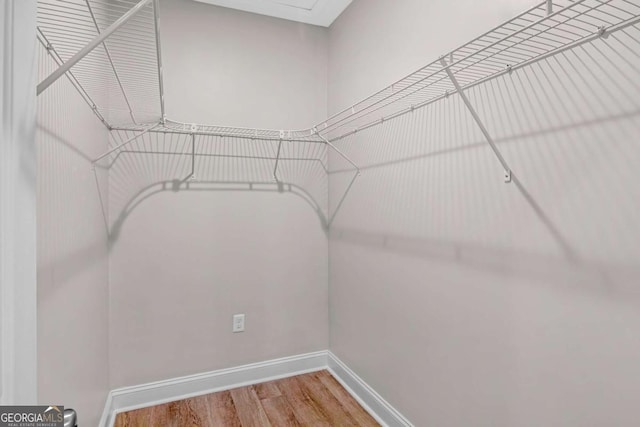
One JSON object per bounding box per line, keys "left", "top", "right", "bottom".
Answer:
{"left": 182, "top": 133, "right": 196, "bottom": 182}
{"left": 315, "top": 129, "right": 360, "bottom": 227}
{"left": 37, "top": 0, "right": 152, "bottom": 95}
{"left": 190, "top": 133, "right": 196, "bottom": 180}
{"left": 315, "top": 130, "right": 360, "bottom": 175}
{"left": 273, "top": 132, "right": 283, "bottom": 182}
{"left": 440, "top": 57, "right": 512, "bottom": 183}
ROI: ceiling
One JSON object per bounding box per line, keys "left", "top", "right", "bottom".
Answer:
{"left": 192, "top": 0, "right": 353, "bottom": 27}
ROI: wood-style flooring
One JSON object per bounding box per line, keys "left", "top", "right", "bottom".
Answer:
{"left": 114, "top": 370, "right": 380, "bottom": 426}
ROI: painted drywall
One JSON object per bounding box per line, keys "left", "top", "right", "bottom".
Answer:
{"left": 327, "top": 0, "right": 640, "bottom": 425}
{"left": 108, "top": 0, "right": 329, "bottom": 388}
{"left": 0, "top": 0, "right": 38, "bottom": 405}
{"left": 36, "top": 42, "right": 110, "bottom": 426}
{"left": 160, "top": 0, "right": 328, "bottom": 129}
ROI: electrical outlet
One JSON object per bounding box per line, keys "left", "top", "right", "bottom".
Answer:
{"left": 232, "top": 314, "right": 245, "bottom": 333}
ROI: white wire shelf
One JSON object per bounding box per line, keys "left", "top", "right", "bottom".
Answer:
{"left": 317, "top": 0, "right": 640, "bottom": 141}
{"left": 112, "top": 119, "right": 324, "bottom": 143}
{"left": 36, "top": 0, "right": 640, "bottom": 232}
{"left": 36, "top": 0, "right": 640, "bottom": 153}
{"left": 37, "top": 0, "right": 164, "bottom": 126}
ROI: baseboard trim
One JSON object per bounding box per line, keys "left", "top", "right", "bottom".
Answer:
{"left": 328, "top": 351, "right": 413, "bottom": 427}
{"left": 98, "top": 391, "right": 113, "bottom": 427}
{"left": 100, "top": 351, "right": 327, "bottom": 427}
{"left": 100, "top": 350, "right": 412, "bottom": 427}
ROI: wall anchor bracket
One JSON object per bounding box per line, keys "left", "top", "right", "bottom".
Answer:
{"left": 598, "top": 25, "right": 609, "bottom": 38}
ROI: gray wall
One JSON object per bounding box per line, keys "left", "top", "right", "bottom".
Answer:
{"left": 327, "top": 0, "right": 640, "bottom": 425}
{"left": 107, "top": 0, "right": 330, "bottom": 389}
{"left": 36, "top": 43, "right": 110, "bottom": 426}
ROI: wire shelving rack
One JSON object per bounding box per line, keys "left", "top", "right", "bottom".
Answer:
{"left": 36, "top": 0, "right": 640, "bottom": 214}
{"left": 315, "top": 0, "right": 640, "bottom": 142}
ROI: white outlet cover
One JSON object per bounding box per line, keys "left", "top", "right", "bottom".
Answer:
{"left": 233, "top": 314, "right": 245, "bottom": 333}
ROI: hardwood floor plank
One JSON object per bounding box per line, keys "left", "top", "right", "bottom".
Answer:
{"left": 254, "top": 381, "right": 282, "bottom": 400}
{"left": 155, "top": 400, "right": 202, "bottom": 427}
{"left": 297, "top": 371, "right": 361, "bottom": 427}
{"left": 276, "top": 376, "right": 333, "bottom": 426}
{"left": 261, "top": 395, "right": 301, "bottom": 426}
{"left": 230, "top": 386, "right": 272, "bottom": 427}
{"left": 114, "top": 371, "right": 380, "bottom": 427}
{"left": 318, "top": 371, "right": 380, "bottom": 426}
{"left": 190, "top": 390, "right": 243, "bottom": 426}
{"left": 113, "top": 409, "right": 150, "bottom": 427}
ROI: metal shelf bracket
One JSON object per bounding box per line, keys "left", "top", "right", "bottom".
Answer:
{"left": 273, "top": 131, "right": 285, "bottom": 182}
{"left": 92, "top": 123, "right": 159, "bottom": 164}
{"left": 440, "top": 57, "right": 514, "bottom": 184}
{"left": 314, "top": 128, "right": 360, "bottom": 176}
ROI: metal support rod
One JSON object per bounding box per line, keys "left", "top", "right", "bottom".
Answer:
{"left": 183, "top": 133, "right": 196, "bottom": 181}
{"left": 328, "top": 171, "right": 359, "bottom": 227}
{"left": 440, "top": 60, "right": 574, "bottom": 256}
{"left": 36, "top": 28, "right": 111, "bottom": 130}
{"left": 152, "top": 0, "right": 166, "bottom": 121}
{"left": 273, "top": 139, "right": 283, "bottom": 182}
{"left": 546, "top": 0, "right": 553, "bottom": 16}
{"left": 440, "top": 58, "right": 512, "bottom": 179}
{"left": 84, "top": 0, "right": 137, "bottom": 124}
{"left": 37, "top": 0, "right": 152, "bottom": 95}
{"left": 92, "top": 124, "right": 158, "bottom": 164}
{"left": 315, "top": 131, "right": 360, "bottom": 174}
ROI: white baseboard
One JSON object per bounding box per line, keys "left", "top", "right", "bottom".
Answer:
{"left": 100, "top": 351, "right": 327, "bottom": 427}
{"left": 98, "top": 391, "right": 113, "bottom": 427}
{"left": 100, "top": 350, "right": 412, "bottom": 427}
{"left": 327, "top": 352, "right": 413, "bottom": 427}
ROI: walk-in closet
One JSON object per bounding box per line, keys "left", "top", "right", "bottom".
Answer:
{"left": 2, "top": 0, "right": 640, "bottom": 425}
